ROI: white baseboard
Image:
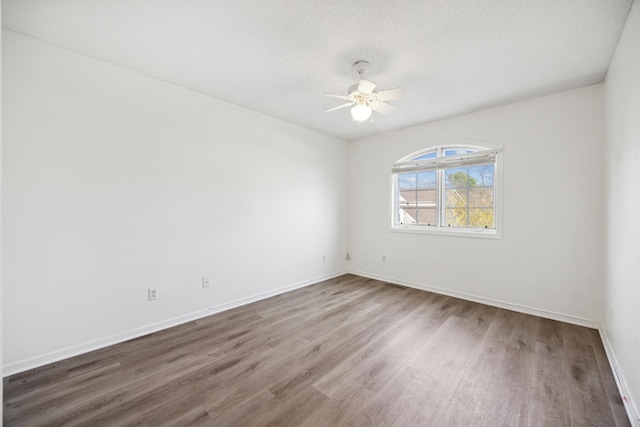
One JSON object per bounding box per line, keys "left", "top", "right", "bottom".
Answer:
{"left": 3, "top": 270, "right": 347, "bottom": 377}
{"left": 3, "top": 308, "right": 213, "bottom": 377}
{"left": 599, "top": 327, "right": 640, "bottom": 427}
{"left": 206, "top": 270, "right": 348, "bottom": 314}
{"left": 349, "top": 269, "right": 600, "bottom": 329}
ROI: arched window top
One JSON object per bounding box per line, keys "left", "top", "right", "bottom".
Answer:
{"left": 393, "top": 144, "right": 500, "bottom": 175}
{"left": 398, "top": 142, "right": 498, "bottom": 162}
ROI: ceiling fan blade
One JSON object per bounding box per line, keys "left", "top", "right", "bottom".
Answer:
{"left": 374, "top": 87, "right": 404, "bottom": 101}
{"left": 324, "top": 93, "right": 352, "bottom": 100}
{"left": 370, "top": 100, "right": 396, "bottom": 114}
{"left": 324, "top": 102, "right": 353, "bottom": 113}
{"left": 357, "top": 79, "right": 376, "bottom": 95}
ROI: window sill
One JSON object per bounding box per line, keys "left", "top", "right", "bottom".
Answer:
{"left": 389, "top": 225, "right": 502, "bottom": 239}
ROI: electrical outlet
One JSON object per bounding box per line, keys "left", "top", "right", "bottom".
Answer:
{"left": 148, "top": 288, "right": 159, "bottom": 301}
{"left": 382, "top": 256, "right": 386, "bottom": 263}
{"left": 322, "top": 256, "right": 326, "bottom": 262}
{"left": 202, "top": 277, "right": 210, "bottom": 288}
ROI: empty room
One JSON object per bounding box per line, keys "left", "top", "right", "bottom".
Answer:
{"left": 2, "top": 1, "right": 639, "bottom": 426}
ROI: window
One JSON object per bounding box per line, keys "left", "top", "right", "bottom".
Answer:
{"left": 391, "top": 144, "right": 502, "bottom": 238}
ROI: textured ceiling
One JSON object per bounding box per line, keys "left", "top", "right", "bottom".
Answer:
{"left": 2, "top": 0, "right": 634, "bottom": 141}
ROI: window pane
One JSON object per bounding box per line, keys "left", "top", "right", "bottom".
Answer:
{"left": 398, "top": 173, "right": 417, "bottom": 189}
{"left": 468, "top": 187, "right": 494, "bottom": 207}
{"left": 467, "top": 165, "right": 494, "bottom": 186}
{"left": 445, "top": 187, "right": 495, "bottom": 228}
{"left": 417, "top": 189, "right": 436, "bottom": 206}
{"left": 417, "top": 171, "right": 436, "bottom": 188}
{"left": 399, "top": 189, "right": 416, "bottom": 205}
{"left": 445, "top": 208, "right": 467, "bottom": 227}
{"left": 399, "top": 208, "right": 417, "bottom": 224}
{"left": 416, "top": 208, "right": 436, "bottom": 225}
{"left": 468, "top": 208, "right": 495, "bottom": 229}
{"left": 445, "top": 168, "right": 475, "bottom": 188}
{"left": 445, "top": 188, "right": 468, "bottom": 206}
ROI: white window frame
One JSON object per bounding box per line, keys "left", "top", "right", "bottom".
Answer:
{"left": 390, "top": 142, "right": 503, "bottom": 239}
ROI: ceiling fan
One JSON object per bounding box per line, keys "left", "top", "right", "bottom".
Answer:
{"left": 324, "top": 60, "right": 404, "bottom": 122}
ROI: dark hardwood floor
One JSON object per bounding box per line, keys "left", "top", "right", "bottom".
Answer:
{"left": 3, "top": 274, "right": 630, "bottom": 426}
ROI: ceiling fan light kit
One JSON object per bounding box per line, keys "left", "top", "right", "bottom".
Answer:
{"left": 351, "top": 101, "right": 373, "bottom": 122}
{"left": 324, "top": 60, "right": 404, "bottom": 123}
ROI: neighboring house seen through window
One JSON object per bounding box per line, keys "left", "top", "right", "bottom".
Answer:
{"left": 391, "top": 144, "right": 502, "bottom": 238}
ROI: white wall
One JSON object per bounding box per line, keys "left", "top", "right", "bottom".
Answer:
{"left": 2, "top": 30, "right": 348, "bottom": 373}
{"left": 1, "top": 18, "right": 4, "bottom": 421}
{"left": 603, "top": 0, "right": 640, "bottom": 422}
{"left": 348, "top": 85, "right": 604, "bottom": 325}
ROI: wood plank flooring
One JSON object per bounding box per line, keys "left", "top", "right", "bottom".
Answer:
{"left": 3, "top": 274, "right": 630, "bottom": 426}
